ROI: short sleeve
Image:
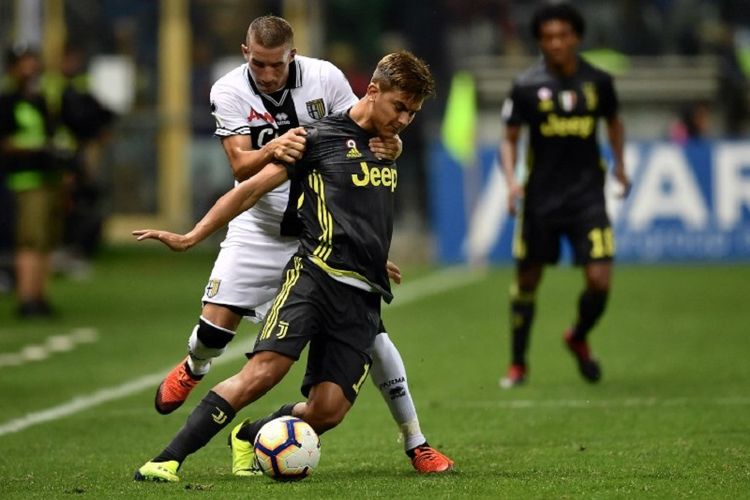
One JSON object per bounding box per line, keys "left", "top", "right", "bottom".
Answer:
{"left": 210, "top": 84, "right": 250, "bottom": 137}
{"left": 598, "top": 74, "right": 619, "bottom": 119}
{"left": 502, "top": 83, "right": 526, "bottom": 126}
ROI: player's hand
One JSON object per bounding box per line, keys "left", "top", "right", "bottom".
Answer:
{"left": 386, "top": 260, "right": 402, "bottom": 284}
{"left": 369, "top": 135, "right": 402, "bottom": 161}
{"left": 614, "top": 164, "right": 631, "bottom": 198}
{"left": 267, "top": 127, "right": 307, "bottom": 164}
{"left": 132, "top": 229, "right": 193, "bottom": 252}
{"left": 507, "top": 181, "right": 524, "bottom": 216}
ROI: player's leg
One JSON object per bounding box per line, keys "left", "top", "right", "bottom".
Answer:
{"left": 501, "top": 208, "right": 556, "bottom": 388}
{"left": 155, "top": 303, "right": 242, "bottom": 415}
{"left": 369, "top": 328, "right": 453, "bottom": 472}
{"left": 564, "top": 217, "right": 614, "bottom": 382}
{"left": 500, "top": 261, "right": 544, "bottom": 388}
{"left": 563, "top": 261, "right": 610, "bottom": 382}
{"left": 155, "top": 237, "right": 291, "bottom": 414}
{"left": 135, "top": 351, "right": 295, "bottom": 482}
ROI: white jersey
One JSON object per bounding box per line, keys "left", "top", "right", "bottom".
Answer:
{"left": 202, "top": 56, "right": 358, "bottom": 320}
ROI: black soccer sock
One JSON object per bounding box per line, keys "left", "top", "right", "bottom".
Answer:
{"left": 153, "top": 390, "right": 236, "bottom": 463}
{"left": 406, "top": 441, "right": 430, "bottom": 458}
{"left": 509, "top": 288, "right": 536, "bottom": 366}
{"left": 235, "top": 402, "right": 299, "bottom": 443}
{"left": 571, "top": 289, "right": 609, "bottom": 342}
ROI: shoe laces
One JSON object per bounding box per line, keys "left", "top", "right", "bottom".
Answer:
{"left": 412, "top": 446, "right": 451, "bottom": 466}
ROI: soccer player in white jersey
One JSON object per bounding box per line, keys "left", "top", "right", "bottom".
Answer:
{"left": 154, "top": 15, "right": 452, "bottom": 474}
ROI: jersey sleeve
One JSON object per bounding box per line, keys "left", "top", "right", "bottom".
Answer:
{"left": 501, "top": 82, "right": 526, "bottom": 126}
{"left": 598, "top": 74, "right": 619, "bottom": 119}
{"left": 210, "top": 82, "right": 250, "bottom": 137}
{"left": 321, "top": 62, "right": 358, "bottom": 114}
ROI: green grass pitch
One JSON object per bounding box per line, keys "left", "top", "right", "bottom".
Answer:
{"left": 0, "top": 247, "right": 748, "bottom": 498}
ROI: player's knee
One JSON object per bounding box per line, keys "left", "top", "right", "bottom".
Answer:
{"left": 188, "top": 316, "right": 235, "bottom": 360}
{"left": 303, "top": 398, "right": 348, "bottom": 434}
{"left": 585, "top": 274, "right": 611, "bottom": 293}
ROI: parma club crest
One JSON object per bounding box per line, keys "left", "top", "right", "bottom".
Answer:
{"left": 306, "top": 98, "right": 325, "bottom": 120}
{"left": 205, "top": 279, "right": 221, "bottom": 298}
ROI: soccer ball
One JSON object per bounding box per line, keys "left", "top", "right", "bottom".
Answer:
{"left": 253, "top": 416, "right": 321, "bottom": 481}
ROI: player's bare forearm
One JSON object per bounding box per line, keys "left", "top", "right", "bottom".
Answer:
{"left": 223, "top": 127, "right": 306, "bottom": 181}
{"left": 606, "top": 116, "right": 630, "bottom": 196}
{"left": 132, "top": 163, "right": 289, "bottom": 251}
{"left": 190, "top": 163, "right": 289, "bottom": 240}
{"left": 501, "top": 125, "right": 523, "bottom": 215}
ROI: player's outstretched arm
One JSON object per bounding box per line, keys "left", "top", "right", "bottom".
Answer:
{"left": 132, "top": 163, "right": 289, "bottom": 251}
{"left": 223, "top": 127, "right": 307, "bottom": 181}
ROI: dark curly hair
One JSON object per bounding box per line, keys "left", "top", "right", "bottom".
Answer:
{"left": 531, "top": 2, "right": 585, "bottom": 40}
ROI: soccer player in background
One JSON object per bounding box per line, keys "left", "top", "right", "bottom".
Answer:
{"left": 132, "top": 50, "right": 443, "bottom": 482}
{"left": 498, "top": 2, "right": 630, "bottom": 388}
{"left": 150, "top": 14, "right": 450, "bottom": 474}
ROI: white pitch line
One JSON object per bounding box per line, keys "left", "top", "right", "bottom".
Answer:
{"left": 0, "top": 267, "right": 484, "bottom": 437}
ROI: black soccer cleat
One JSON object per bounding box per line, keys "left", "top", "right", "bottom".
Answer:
{"left": 564, "top": 330, "right": 601, "bottom": 383}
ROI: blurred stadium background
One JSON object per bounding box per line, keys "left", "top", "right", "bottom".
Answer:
{"left": 2, "top": 0, "right": 748, "bottom": 269}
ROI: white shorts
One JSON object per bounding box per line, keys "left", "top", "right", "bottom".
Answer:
{"left": 201, "top": 223, "right": 298, "bottom": 323}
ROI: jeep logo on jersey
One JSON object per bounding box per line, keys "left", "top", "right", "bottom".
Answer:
{"left": 205, "top": 279, "right": 221, "bottom": 298}
{"left": 306, "top": 98, "right": 325, "bottom": 120}
{"left": 351, "top": 162, "right": 398, "bottom": 192}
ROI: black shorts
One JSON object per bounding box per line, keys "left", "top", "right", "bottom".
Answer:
{"left": 251, "top": 256, "right": 381, "bottom": 404}
{"left": 514, "top": 203, "right": 614, "bottom": 265}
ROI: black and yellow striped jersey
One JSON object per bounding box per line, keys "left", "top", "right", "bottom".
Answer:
{"left": 285, "top": 111, "right": 397, "bottom": 303}
{"left": 502, "top": 57, "right": 618, "bottom": 215}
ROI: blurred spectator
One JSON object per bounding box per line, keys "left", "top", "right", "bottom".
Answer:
{"left": 668, "top": 101, "right": 712, "bottom": 143}
{"left": 0, "top": 45, "right": 63, "bottom": 318}
{"left": 713, "top": 0, "right": 750, "bottom": 136}
{"left": 42, "top": 43, "right": 115, "bottom": 279}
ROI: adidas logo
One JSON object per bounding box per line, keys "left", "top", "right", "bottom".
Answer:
{"left": 346, "top": 147, "right": 362, "bottom": 159}
{"left": 345, "top": 139, "right": 362, "bottom": 159}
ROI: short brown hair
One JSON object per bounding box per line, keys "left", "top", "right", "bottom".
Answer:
{"left": 246, "top": 15, "right": 294, "bottom": 48}
{"left": 371, "top": 50, "right": 436, "bottom": 101}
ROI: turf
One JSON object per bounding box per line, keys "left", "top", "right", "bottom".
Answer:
{"left": 0, "top": 247, "right": 748, "bottom": 498}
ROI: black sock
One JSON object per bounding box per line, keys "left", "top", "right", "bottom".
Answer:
{"left": 153, "top": 390, "right": 236, "bottom": 463}
{"left": 406, "top": 441, "right": 429, "bottom": 457}
{"left": 571, "top": 289, "right": 608, "bottom": 341}
{"left": 509, "top": 292, "right": 535, "bottom": 366}
{"left": 236, "top": 402, "right": 299, "bottom": 443}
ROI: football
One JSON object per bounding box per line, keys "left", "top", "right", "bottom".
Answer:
{"left": 253, "top": 416, "right": 321, "bottom": 481}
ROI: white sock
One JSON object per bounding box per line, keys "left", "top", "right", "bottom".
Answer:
{"left": 186, "top": 316, "right": 234, "bottom": 376}
{"left": 370, "top": 333, "right": 426, "bottom": 451}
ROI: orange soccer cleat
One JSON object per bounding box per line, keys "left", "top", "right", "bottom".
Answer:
{"left": 410, "top": 444, "right": 454, "bottom": 473}
{"left": 154, "top": 357, "right": 203, "bottom": 414}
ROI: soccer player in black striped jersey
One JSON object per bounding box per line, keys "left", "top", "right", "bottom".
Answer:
{"left": 133, "top": 51, "right": 450, "bottom": 482}
{"left": 148, "top": 15, "right": 451, "bottom": 475}
{"left": 498, "top": 3, "right": 630, "bottom": 389}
